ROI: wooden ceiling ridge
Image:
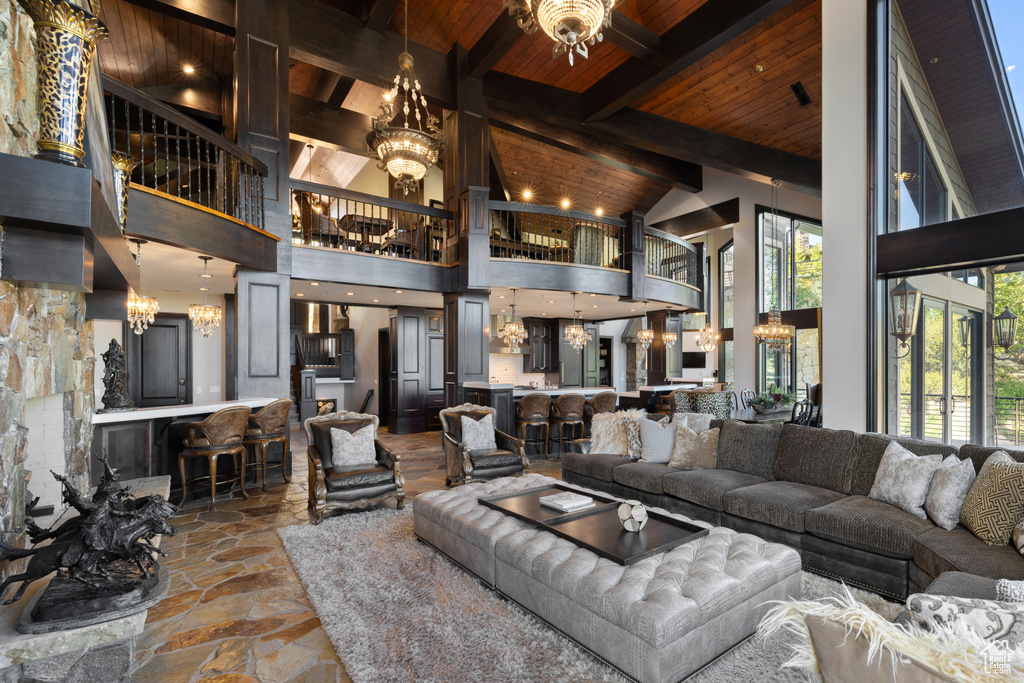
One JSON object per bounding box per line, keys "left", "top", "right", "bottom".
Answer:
{"left": 120, "top": 0, "right": 236, "bottom": 36}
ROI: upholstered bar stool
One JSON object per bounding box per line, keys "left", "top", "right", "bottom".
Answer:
{"left": 584, "top": 391, "right": 617, "bottom": 436}
{"left": 516, "top": 393, "right": 551, "bottom": 458}
{"left": 178, "top": 405, "right": 251, "bottom": 510}
{"left": 243, "top": 398, "right": 293, "bottom": 491}
{"left": 550, "top": 393, "right": 586, "bottom": 459}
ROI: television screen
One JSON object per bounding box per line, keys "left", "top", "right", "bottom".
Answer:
{"left": 682, "top": 352, "right": 707, "bottom": 369}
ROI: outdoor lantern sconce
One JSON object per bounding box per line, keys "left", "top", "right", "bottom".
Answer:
{"left": 958, "top": 315, "right": 972, "bottom": 357}
{"left": 994, "top": 306, "right": 1019, "bottom": 353}
{"left": 890, "top": 278, "right": 923, "bottom": 358}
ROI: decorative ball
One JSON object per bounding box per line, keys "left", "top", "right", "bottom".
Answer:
{"left": 617, "top": 500, "right": 648, "bottom": 533}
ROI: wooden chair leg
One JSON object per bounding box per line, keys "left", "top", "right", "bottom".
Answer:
{"left": 283, "top": 435, "right": 291, "bottom": 484}
{"left": 261, "top": 442, "right": 269, "bottom": 492}
{"left": 235, "top": 449, "right": 249, "bottom": 500}
{"left": 208, "top": 454, "right": 219, "bottom": 510}
{"left": 178, "top": 455, "right": 188, "bottom": 508}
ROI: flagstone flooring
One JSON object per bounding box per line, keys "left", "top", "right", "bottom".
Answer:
{"left": 131, "top": 426, "right": 563, "bottom": 682}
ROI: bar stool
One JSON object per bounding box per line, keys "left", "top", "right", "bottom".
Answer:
{"left": 243, "top": 398, "right": 293, "bottom": 491}
{"left": 584, "top": 391, "right": 617, "bottom": 436}
{"left": 550, "top": 393, "right": 586, "bottom": 459}
{"left": 178, "top": 405, "right": 251, "bottom": 510}
{"left": 516, "top": 393, "right": 551, "bottom": 458}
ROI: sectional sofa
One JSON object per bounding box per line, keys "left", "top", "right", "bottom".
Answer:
{"left": 563, "top": 420, "right": 1024, "bottom": 600}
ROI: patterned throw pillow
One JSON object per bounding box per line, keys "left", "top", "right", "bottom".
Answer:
{"left": 639, "top": 417, "right": 676, "bottom": 464}
{"left": 907, "top": 593, "right": 1024, "bottom": 647}
{"left": 979, "top": 451, "right": 1015, "bottom": 478}
{"left": 461, "top": 413, "right": 497, "bottom": 451}
{"left": 997, "top": 579, "right": 1024, "bottom": 603}
{"left": 960, "top": 460, "right": 1024, "bottom": 545}
{"left": 1015, "top": 519, "right": 1024, "bottom": 556}
{"left": 590, "top": 413, "right": 628, "bottom": 455}
{"left": 924, "top": 455, "right": 976, "bottom": 530}
{"left": 673, "top": 412, "right": 714, "bottom": 433}
{"left": 621, "top": 409, "right": 646, "bottom": 461}
{"left": 869, "top": 441, "right": 943, "bottom": 519}
{"left": 669, "top": 426, "right": 719, "bottom": 470}
{"left": 330, "top": 424, "right": 377, "bottom": 467}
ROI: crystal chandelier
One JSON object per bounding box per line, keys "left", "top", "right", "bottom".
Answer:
{"left": 366, "top": 0, "right": 443, "bottom": 195}
{"left": 755, "top": 178, "right": 795, "bottom": 351}
{"left": 636, "top": 301, "right": 654, "bottom": 351}
{"left": 126, "top": 239, "right": 159, "bottom": 335}
{"left": 188, "top": 256, "right": 222, "bottom": 339}
{"left": 564, "top": 293, "right": 592, "bottom": 351}
{"left": 503, "top": 0, "right": 617, "bottom": 65}
{"left": 696, "top": 313, "right": 718, "bottom": 353}
{"left": 663, "top": 331, "right": 677, "bottom": 350}
{"left": 498, "top": 288, "right": 528, "bottom": 348}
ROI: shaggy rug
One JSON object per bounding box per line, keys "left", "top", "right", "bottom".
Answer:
{"left": 277, "top": 508, "right": 904, "bottom": 682}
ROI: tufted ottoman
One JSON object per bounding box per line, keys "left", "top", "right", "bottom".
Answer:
{"left": 413, "top": 475, "right": 801, "bottom": 682}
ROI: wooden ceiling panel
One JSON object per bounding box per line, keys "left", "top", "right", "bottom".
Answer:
{"left": 289, "top": 59, "right": 323, "bottom": 98}
{"left": 615, "top": 0, "right": 708, "bottom": 36}
{"left": 494, "top": 30, "right": 631, "bottom": 93}
{"left": 391, "top": 0, "right": 504, "bottom": 54}
{"left": 490, "top": 126, "right": 670, "bottom": 216}
{"left": 633, "top": 0, "right": 822, "bottom": 159}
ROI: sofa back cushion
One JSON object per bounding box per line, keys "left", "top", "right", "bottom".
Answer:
{"left": 773, "top": 423, "right": 859, "bottom": 493}
{"left": 959, "top": 444, "right": 1024, "bottom": 475}
{"left": 850, "top": 433, "right": 958, "bottom": 496}
{"left": 715, "top": 420, "right": 782, "bottom": 480}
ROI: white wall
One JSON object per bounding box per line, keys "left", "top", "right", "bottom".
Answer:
{"left": 346, "top": 306, "right": 391, "bottom": 413}
{"left": 597, "top": 319, "right": 629, "bottom": 392}
{"left": 646, "top": 168, "right": 822, "bottom": 394}
{"left": 346, "top": 160, "right": 390, "bottom": 197}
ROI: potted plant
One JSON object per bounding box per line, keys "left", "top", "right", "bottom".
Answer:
{"left": 750, "top": 385, "right": 797, "bottom": 414}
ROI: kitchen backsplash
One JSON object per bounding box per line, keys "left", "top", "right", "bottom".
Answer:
{"left": 488, "top": 354, "right": 552, "bottom": 386}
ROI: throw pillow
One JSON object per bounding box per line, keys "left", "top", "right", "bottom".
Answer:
{"left": 869, "top": 441, "right": 943, "bottom": 519}
{"left": 329, "top": 424, "right": 377, "bottom": 467}
{"left": 997, "top": 579, "right": 1024, "bottom": 603}
{"left": 907, "top": 593, "right": 1024, "bottom": 647}
{"left": 673, "top": 412, "right": 714, "bottom": 433}
{"left": 590, "top": 413, "right": 628, "bottom": 455}
{"left": 924, "top": 455, "right": 977, "bottom": 530}
{"left": 461, "top": 413, "right": 497, "bottom": 451}
{"left": 1014, "top": 518, "right": 1024, "bottom": 556}
{"left": 669, "top": 426, "right": 719, "bottom": 470}
{"left": 639, "top": 417, "right": 676, "bottom": 464}
{"left": 978, "top": 451, "right": 1015, "bottom": 478}
{"left": 960, "top": 460, "right": 1024, "bottom": 545}
{"left": 621, "top": 409, "right": 646, "bottom": 461}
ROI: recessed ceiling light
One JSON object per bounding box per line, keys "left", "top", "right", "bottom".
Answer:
{"left": 183, "top": 65, "right": 195, "bottom": 74}
{"left": 629, "top": 308, "right": 636, "bottom": 312}
{"left": 395, "top": 290, "right": 403, "bottom": 294}
{"left": 595, "top": 208, "right": 604, "bottom": 216}
{"left": 372, "top": 299, "right": 380, "bottom": 302}
{"left": 500, "top": 309, "right": 506, "bottom": 313}
{"left": 589, "top": 293, "right": 596, "bottom": 297}
{"left": 310, "top": 282, "right": 320, "bottom": 286}
{"left": 548, "top": 300, "right": 555, "bottom": 304}
{"left": 541, "top": 312, "right": 547, "bottom": 316}
{"left": 592, "top": 305, "right": 598, "bottom": 308}
{"left": 296, "top": 293, "right": 305, "bottom": 297}
{"left": 522, "top": 189, "right": 532, "bottom": 200}
{"left": 561, "top": 198, "right": 570, "bottom": 208}
{"left": 346, "top": 292, "right": 355, "bottom": 296}
{"left": 498, "top": 295, "right": 506, "bottom": 299}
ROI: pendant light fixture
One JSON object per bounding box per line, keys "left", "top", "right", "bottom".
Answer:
{"left": 662, "top": 306, "right": 677, "bottom": 350}
{"left": 503, "top": 0, "right": 617, "bottom": 65}
{"left": 563, "top": 292, "right": 592, "bottom": 351}
{"left": 498, "top": 287, "right": 528, "bottom": 348}
{"left": 126, "top": 239, "right": 159, "bottom": 335}
{"left": 755, "top": 178, "right": 795, "bottom": 351}
{"left": 366, "top": 0, "right": 444, "bottom": 195}
{"left": 188, "top": 256, "right": 222, "bottom": 339}
{"left": 695, "top": 312, "right": 718, "bottom": 353}
{"left": 636, "top": 301, "right": 654, "bottom": 351}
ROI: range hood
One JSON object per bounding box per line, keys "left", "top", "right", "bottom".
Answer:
{"left": 621, "top": 316, "right": 647, "bottom": 343}
{"left": 488, "top": 315, "right": 532, "bottom": 354}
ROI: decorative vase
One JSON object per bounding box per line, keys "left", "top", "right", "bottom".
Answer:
{"left": 111, "top": 151, "right": 140, "bottom": 235}
{"left": 617, "top": 500, "right": 648, "bottom": 533}
{"left": 18, "top": 0, "right": 108, "bottom": 167}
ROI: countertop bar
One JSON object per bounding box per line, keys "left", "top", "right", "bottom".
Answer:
{"left": 92, "top": 397, "right": 277, "bottom": 424}
{"left": 511, "top": 387, "right": 618, "bottom": 398}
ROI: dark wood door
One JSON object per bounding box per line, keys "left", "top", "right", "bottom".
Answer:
{"left": 583, "top": 324, "right": 601, "bottom": 387}
{"left": 523, "top": 318, "right": 553, "bottom": 373}
{"left": 559, "top": 320, "right": 582, "bottom": 388}
{"left": 127, "top": 315, "right": 190, "bottom": 407}
{"left": 378, "top": 327, "right": 389, "bottom": 428}
{"left": 338, "top": 328, "right": 355, "bottom": 380}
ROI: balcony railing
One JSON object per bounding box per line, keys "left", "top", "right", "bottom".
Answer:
{"left": 898, "top": 392, "right": 973, "bottom": 443}
{"left": 103, "top": 77, "right": 267, "bottom": 231}
{"left": 290, "top": 180, "right": 453, "bottom": 265}
{"left": 996, "top": 396, "right": 1024, "bottom": 446}
{"left": 644, "top": 227, "right": 701, "bottom": 288}
{"left": 488, "top": 201, "right": 626, "bottom": 269}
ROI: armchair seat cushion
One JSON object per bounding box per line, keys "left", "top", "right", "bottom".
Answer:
{"left": 804, "top": 495, "right": 934, "bottom": 559}
{"left": 913, "top": 526, "right": 1024, "bottom": 581}
{"left": 662, "top": 469, "right": 765, "bottom": 511}
{"left": 324, "top": 464, "right": 395, "bottom": 492}
{"left": 469, "top": 449, "right": 523, "bottom": 469}
{"left": 722, "top": 482, "right": 846, "bottom": 533}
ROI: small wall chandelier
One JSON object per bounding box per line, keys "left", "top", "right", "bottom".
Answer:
{"left": 695, "top": 312, "right": 717, "bottom": 353}
{"left": 499, "top": 287, "right": 528, "bottom": 348}
{"left": 126, "top": 239, "right": 159, "bottom": 335}
{"left": 188, "top": 256, "right": 222, "bottom": 339}
{"left": 636, "top": 301, "right": 654, "bottom": 351}
{"left": 663, "top": 330, "right": 677, "bottom": 350}
{"left": 503, "top": 0, "right": 617, "bottom": 65}
{"left": 564, "top": 293, "right": 592, "bottom": 351}
{"left": 366, "top": 0, "right": 444, "bottom": 195}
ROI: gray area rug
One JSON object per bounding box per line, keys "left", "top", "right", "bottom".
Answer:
{"left": 278, "top": 508, "right": 903, "bottom": 683}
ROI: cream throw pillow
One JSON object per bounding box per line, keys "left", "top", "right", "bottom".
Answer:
{"left": 669, "top": 426, "right": 719, "bottom": 470}
{"left": 639, "top": 417, "right": 676, "bottom": 464}
{"left": 673, "top": 412, "right": 714, "bottom": 433}
{"left": 590, "top": 413, "right": 628, "bottom": 455}
{"left": 924, "top": 455, "right": 976, "bottom": 530}
{"left": 461, "top": 413, "right": 497, "bottom": 451}
{"left": 330, "top": 425, "right": 377, "bottom": 467}
{"left": 869, "top": 441, "right": 943, "bottom": 519}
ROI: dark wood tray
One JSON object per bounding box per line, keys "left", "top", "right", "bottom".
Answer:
{"left": 480, "top": 484, "right": 709, "bottom": 565}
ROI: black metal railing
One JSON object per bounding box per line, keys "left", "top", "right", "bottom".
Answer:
{"left": 290, "top": 180, "right": 453, "bottom": 265}
{"left": 897, "top": 392, "right": 972, "bottom": 442}
{"left": 297, "top": 333, "right": 340, "bottom": 368}
{"left": 996, "top": 396, "right": 1024, "bottom": 446}
{"left": 488, "top": 201, "right": 626, "bottom": 269}
{"left": 102, "top": 77, "right": 267, "bottom": 231}
{"left": 645, "top": 227, "right": 701, "bottom": 287}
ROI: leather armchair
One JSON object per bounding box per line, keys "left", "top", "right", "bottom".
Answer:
{"left": 439, "top": 404, "right": 528, "bottom": 486}
{"left": 303, "top": 411, "right": 405, "bottom": 523}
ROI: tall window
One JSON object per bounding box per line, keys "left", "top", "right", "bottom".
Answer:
{"left": 898, "top": 95, "right": 948, "bottom": 231}
{"left": 719, "top": 241, "right": 734, "bottom": 385}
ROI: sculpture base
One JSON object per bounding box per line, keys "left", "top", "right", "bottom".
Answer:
{"left": 17, "top": 562, "right": 168, "bottom": 634}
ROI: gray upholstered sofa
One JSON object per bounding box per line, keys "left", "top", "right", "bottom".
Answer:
{"left": 563, "top": 420, "right": 1024, "bottom": 599}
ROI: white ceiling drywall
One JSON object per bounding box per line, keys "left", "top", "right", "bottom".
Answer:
{"left": 136, "top": 241, "right": 236, "bottom": 295}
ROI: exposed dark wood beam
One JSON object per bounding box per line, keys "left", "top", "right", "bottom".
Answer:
{"left": 289, "top": 0, "right": 453, "bottom": 107}
{"left": 649, "top": 198, "right": 740, "bottom": 238}
{"left": 582, "top": 0, "right": 796, "bottom": 122}
{"left": 288, "top": 139, "right": 309, "bottom": 177}
{"left": 363, "top": 0, "right": 401, "bottom": 32}
{"left": 325, "top": 76, "right": 356, "bottom": 109}
{"left": 289, "top": 94, "right": 373, "bottom": 157}
{"left": 489, "top": 107, "right": 702, "bottom": 192}
{"left": 604, "top": 12, "right": 660, "bottom": 62}
{"left": 488, "top": 134, "right": 511, "bottom": 201}
{"left": 121, "top": 0, "right": 235, "bottom": 36}
{"left": 311, "top": 71, "right": 343, "bottom": 102}
{"left": 467, "top": 14, "right": 523, "bottom": 79}
{"left": 483, "top": 72, "right": 820, "bottom": 195}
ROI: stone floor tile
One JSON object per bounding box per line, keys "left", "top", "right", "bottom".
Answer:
{"left": 131, "top": 641, "right": 219, "bottom": 683}
{"left": 210, "top": 545, "right": 276, "bottom": 563}
{"left": 181, "top": 594, "right": 255, "bottom": 630}
{"left": 155, "top": 614, "right": 292, "bottom": 654}
{"left": 199, "top": 567, "right": 292, "bottom": 603}
{"left": 199, "top": 637, "right": 257, "bottom": 676}
{"left": 146, "top": 589, "right": 203, "bottom": 623}
{"left": 196, "top": 674, "right": 258, "bottom": 683}
{"left": 253, "top": 643, "right": 320, "bottom": 683}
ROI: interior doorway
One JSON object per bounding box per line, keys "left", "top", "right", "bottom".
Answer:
{"left": 126, "top": 314, "right": 191, "bottom": 407}
{"left": 598, "top": 336, "right": 613, "bottom": 387}
{"left": 378, "top": 327, "right": 390, "bottom": 428}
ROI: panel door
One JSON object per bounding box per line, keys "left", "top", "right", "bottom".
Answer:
{"left": 128, "top": 315, "right": 190, "bottom": 406}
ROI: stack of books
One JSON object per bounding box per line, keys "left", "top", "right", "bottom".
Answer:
{"left": 539, "top": 491, "right": 595, "bottom": 512}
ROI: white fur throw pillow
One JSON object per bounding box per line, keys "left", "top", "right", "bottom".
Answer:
{"left": 639, "top": 417, "right": 676, "bottom": 464}
{"left": 590, "top": 413, "right": 628, "bottom": 455}
{"left": 925, "top": 455, "right": 976, "bottom": 530}
{"left": 869, "top": 441, "right": 943, "bottom": 519}
{"left": 669, "top": 426, "right": 719, "bottom": 469}
{"left": 330, "top": 425, "right": 377, "bottom": 467}
{"left": 462, "top": 413, "right": 497, "bottom": 451}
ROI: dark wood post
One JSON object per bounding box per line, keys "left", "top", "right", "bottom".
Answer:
{"left": 622, "top": 209, "right": 647, "bottom": 301}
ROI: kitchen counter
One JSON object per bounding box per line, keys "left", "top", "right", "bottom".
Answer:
{"left": 511, "top": 387, "right": 617, "bottom": 398}
{"left": 93, "top": 397, "right": 277, "bottom": 424}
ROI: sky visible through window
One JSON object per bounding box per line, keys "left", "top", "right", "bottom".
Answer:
{"left": 989, "top": 0, "right": 1023, "bottom": 130}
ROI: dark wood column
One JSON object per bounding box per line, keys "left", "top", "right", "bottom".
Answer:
{"left": 235, "top": 269, "right": 290, "bottom": 399}
{"left": 443, "top": 291, "right": 490, "bottom": 407}
{"left": 622, "top": 210, "right": 646, "bottom": 301}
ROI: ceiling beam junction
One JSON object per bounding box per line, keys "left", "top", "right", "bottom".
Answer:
{"left": 604, "top": 12, "right": 660, "bottom": 61}
{"left": 363, "top": 0, "right": 401, "bottom": 32}
{"left": 467, "top": 13, "right": 524, "bottom": 79}
{"left": 648, "top": 198, "right": 741, "bottom": 238}
{"left": 120, "top": 0, "right": 236, "bottom": 36}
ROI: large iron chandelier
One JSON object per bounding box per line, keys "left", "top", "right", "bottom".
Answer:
{"left": 126, "top": 239, "right": 159, "bottom": 335}
{"left": 755, "top": 178, "right": 795, "bottom": 351}
{"left": 503, "top": 0, "right": 617, "bottom": 66}
{"left": 366, "top": 0, "right": 443, "bottom": 195}
{"left": 636, "top": 301, "right": 654, "bottom": 351}
{"left": 564, "top": 293, "right": 592, "bottom": 351}
{"left": 188, "top": 256, "right": 222, "bottom": 339}
{"left": 498, "top": 288, "right": 528, "bottom": 348}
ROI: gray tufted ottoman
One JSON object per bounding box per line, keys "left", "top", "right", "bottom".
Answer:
{"left": 413, "top": 475, "right": 801, "bottom": 683}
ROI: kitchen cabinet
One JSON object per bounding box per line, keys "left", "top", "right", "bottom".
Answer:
{"left": 523, "top": 318, "right": 557, "bottom": 373}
